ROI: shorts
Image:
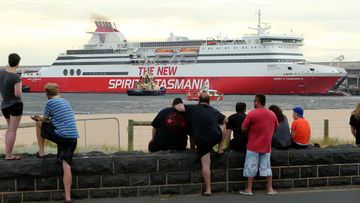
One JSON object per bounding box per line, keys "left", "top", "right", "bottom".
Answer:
{"left": 243, "top": 150, "right": 272, "bottom": 177}
{"left": 41, "top": 122, "right": 77, "bottom": 165}
{"left": 196, "top": 129, "right": 222, "bottom": 157}
{"left": 1, "top": 102, "right": 23, "bottom": 118}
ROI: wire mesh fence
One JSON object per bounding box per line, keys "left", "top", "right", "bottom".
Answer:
{"left": 0, "top": 117, "right": 121, "bottom": 154}
{"left": 0, "top": 116, "right": 355, "bottom": 155}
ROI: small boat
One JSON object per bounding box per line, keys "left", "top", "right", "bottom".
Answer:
{"left": 126, "top": 71, "right": 166, "bottom": 96}
{"left": 127, "top": 87, "right": 166, "bottom": 96}
{"left": 187, "top": 89, "right": 224, "bottom": 101}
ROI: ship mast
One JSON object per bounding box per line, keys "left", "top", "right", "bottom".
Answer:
{"left": 249, "top": 9, "right": 271, "bottom": 35}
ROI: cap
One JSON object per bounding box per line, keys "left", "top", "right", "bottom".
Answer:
{"left": 293, "top": 107, "right": 304, "bottom": 118}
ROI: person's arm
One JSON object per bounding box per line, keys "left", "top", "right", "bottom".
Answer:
{"left": 223, "top": 116, "right": 228, "bottom": 124}
{"left": 14, "top": 81, "right": 22, "bottom": 97}
{"left": 291, "top": 129, "right": 295, "bottom": 138}
{"left": 30, "top": 114, "right": 49, "bottom": 122}
{"left": 351, "top": 126, "right": 356, "bottom": 138}
{"left": 152, "top": 127, "right": 157, "bottom": 140}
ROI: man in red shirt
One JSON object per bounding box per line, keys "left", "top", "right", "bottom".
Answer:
{"left": 240, "top": 94, "right": 278, "bottom": 195}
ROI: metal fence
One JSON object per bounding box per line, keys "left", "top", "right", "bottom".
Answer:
{"left": 0, "top": 117, "right": 121, "bottom": 153}
{"left": 126, "top": 118, "right": 355, "bottom": 151}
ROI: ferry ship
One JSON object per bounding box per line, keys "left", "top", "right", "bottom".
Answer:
{"left": 21, "top": 11, "right": 347, "bottom": 94}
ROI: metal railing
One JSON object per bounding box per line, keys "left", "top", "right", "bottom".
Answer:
{"left": 0, "top": 117, "right": 121, "bottom": 150}
{"left": 77, "top": 117, "right": 121, "bottom": 150}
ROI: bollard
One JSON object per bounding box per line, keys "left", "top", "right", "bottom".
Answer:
{"left": 128, "top": 119, "right": 134, "bottom": 151}
{"left": 324, "top": 119, "right": 329, "bottom": 141}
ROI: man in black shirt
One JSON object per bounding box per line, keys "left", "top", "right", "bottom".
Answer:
{"left": 175, "top": 93, "right": 227, "bottom": 196}
{"left": 148, "top": 98, "right": 188, "bottom": 152}
{"left": 219, "top": 102, "right": 247, "bottom": 153}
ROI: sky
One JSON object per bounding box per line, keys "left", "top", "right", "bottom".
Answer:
{"left": 0, "top": 0, "right": 359, "bottom": 65}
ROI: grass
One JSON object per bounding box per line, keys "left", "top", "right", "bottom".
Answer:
{"left": 0, "top": 143, "right": 124, "bottom": 155}
{"left": 311, "top": 137, "right": 355, "bottom": 148}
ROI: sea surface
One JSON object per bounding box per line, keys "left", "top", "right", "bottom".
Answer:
{"left": 19, "top": 93, "right": 360, "bottom": 115}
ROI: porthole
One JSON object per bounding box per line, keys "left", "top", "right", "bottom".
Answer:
{"left": 76, "top": 69, "right": 81, "bottom": 76}
{"left": 63, "top": 69, "right": 68, "bottom": 76}
{"left": 70, "top": 69, "right": 75, "bottom": 76}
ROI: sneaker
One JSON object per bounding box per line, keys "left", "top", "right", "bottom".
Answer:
{"left": 267, "top": 190, "right": 277, "bottom": 195}
{"left": 239, "top": 190, "right": 253, "bottom": 196}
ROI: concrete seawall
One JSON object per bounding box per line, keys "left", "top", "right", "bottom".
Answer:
{"left": 1, "top": 147, "right": 360, "bottom": 202}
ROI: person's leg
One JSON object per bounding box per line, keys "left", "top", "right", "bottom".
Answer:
{"left": 259, "top": 153, "right": 275, "bottom": 193}
{"left": 35, "top": 121, "right": 45, "bottom": 156}
{"left": 218, "top": 129, "right": 231, "bottom": 153}
{"left": 201, "top": 152, "right": 212, "bottom": 194}
{"left": 5, "top": 115, "right": 21, "bottom": 159}
{"left": 62, "top": 160, "right": 72, "bottom": 202}
{"left": 242, "top": 150, "right": 259, "bottom": 193}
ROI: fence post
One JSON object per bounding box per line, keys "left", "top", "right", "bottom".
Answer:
{"left": 324, "top": 119, "right": 329, "bottom": 141}
{"left": 84, "top": 121, "right": 87, "bottom": 149}
{"left": 128, "top": 119, "right": 134, "bottom": 151}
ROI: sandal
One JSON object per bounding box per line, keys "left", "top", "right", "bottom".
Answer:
{"left": 267, "top": 190, "right": 277, "bottom": 195}
{"left": 239, "top": 190, "right": 253, "bottom": 196}
{"left": 203, "top": 192, "right": 212, "bottom": 196}
{"left": 34, "top": 152, "right": 45, "bottom": 159}
{"left": 5, "top": 155, "right": 21, "bottom": 160}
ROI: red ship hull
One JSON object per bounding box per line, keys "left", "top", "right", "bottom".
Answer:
{"left": 22, "top": 76, "right": 340, "bottom": 95}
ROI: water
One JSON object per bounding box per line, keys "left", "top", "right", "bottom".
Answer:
{"left": 19, "top": 93, "right": 360, "bottom": 115}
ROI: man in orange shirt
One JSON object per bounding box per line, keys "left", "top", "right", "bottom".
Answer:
{"left": 291, "top": 107, "right": 311, "bottom": 149}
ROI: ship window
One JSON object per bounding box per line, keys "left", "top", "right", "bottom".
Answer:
{"left": 76, "top": 69, "right": 81, "bottom": 76}
{"left": 310, "top": 68, "right": 315, "bottom": 71}
{"left": 63, "top": 69, "right": 68, "bottom": 76}
{"left": 70, "top": 69, "right": 75, "bottom": 76}
{"left": 288, "top": 67, "right": 292, "bottom": 70}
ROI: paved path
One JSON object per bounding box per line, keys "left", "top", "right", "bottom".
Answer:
{"left": 71, "top": 188, "right": 360, "bottom": 203}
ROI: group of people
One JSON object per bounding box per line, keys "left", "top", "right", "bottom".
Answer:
{"left": 148, "top": 93, "right": 314, "bottom": 195}
{"left": 2, "top": 53, "right": 360, "bottom": 199}
{"left": 0, "top": 53, "right": 78, "bottom": 203}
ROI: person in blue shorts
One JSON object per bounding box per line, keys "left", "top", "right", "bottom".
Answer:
{"left": 31, "top": 83, "right": 79, "bottom": 203}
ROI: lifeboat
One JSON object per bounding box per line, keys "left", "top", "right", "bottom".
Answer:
{"left": 154, "top": 49, "right": 175, "bottom": 56}
{"left": 179, "top": 48, "right": 199, "bottom": 56}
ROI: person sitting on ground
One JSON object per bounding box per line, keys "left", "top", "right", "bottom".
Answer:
{"left": 175, "top": 93, "right": 227, "bottom": 196}
{"left": 291, "top": 106, "right": 311, "bottom": 149}
{"left": 0, "top": 53, "right": 23, "bottom": 160}
{"left": 269, "top": 105, "right": 291, "bottom": 150}
{"left": 31, "top": 83, "right": 79, "bottom": 203}
{"left": 240, "top": 94, "right": 278, "bottom": 196}
{"left": 349, "top": 103, "right": 360, "bottom": 146}
{"left": 219, "top": 102, "right": 247, "bottom": 153}
{"left": 148, "top": 98, "right": 189, "bottom": 152}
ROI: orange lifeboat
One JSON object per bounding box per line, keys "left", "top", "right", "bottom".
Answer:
{"left": 155, "top": 49, "right": 175, "bottom": 56}
{"left": 179, "top": 48, "right": 199, "bottom": 56}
